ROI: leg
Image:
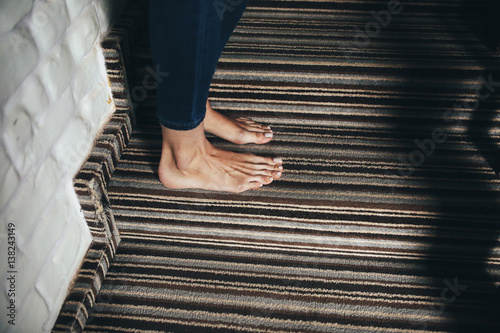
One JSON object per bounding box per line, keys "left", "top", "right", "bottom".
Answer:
{"left": 149, "top": 0, "right": 283, "bottom": 192}
{"left": 149, "top": 0, "right": 219, "bottom": 129}
{"left": 204, "top": 0, "right": 275, "bottom": 144}
{"left": 218, "top": 0, "right": 250, "bottom": 55}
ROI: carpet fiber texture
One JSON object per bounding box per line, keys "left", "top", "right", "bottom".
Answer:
{"left": 80, "top": 0, "right": 500, "bottom": 332}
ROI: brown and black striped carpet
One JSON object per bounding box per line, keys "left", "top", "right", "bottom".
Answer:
{"left": 82, "top": 0, "right": 500, "bottom": 332}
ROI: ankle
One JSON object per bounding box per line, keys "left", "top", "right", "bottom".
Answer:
{"left": 171, "top": 145, "right": 203, "bottom": 171}
{"left": 160, "top": 123, "right": 209, "bottom": 171}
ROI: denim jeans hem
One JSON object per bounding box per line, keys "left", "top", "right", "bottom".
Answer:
{"left": 158, "top": 115, "right": 205, "bottom": 131}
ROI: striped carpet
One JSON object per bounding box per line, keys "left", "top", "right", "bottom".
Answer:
{"left": 81, "top": 0, "right": 500, "bottom": 332}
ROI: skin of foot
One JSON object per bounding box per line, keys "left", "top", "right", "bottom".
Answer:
{"left": 158, "top": 122, "right": 283, "bottom": 193}
{"left": 204, "top": 100, "right": 274, "bottom": 145}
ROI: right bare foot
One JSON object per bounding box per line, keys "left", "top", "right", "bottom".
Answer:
{"left": 158, "top": 123, "right": 283, "bottom": 193}
{"left": 204, "top": 100, "right": 274, "bottom": 145}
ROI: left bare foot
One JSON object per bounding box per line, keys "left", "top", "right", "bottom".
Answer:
{"left": 204, "top": 100, "right": 274, "bottom": 145}
{"left": 158, "top": 123, "right": 283, "bottom": 193}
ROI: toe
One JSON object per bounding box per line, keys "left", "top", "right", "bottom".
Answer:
{"left": 236, "top": 118, "right": 272, "bottom": 133}
{"left": 247, "top": 167, "right": 274, "bottom": 177}
{"left": 240, "top": 121, "right": 264, "bottom": 130}
{"left": 248, "top": 181, "right": 264, "bottom": 190}
{"left": 252, "top": 175, "right": 273, "bottom": 185}
{"left": 255, "top": 131, "right": 273, "bottom": 144}
{"left": 240, "top": 154, "right": 283, "bottom": 168}
{"left": 234, "top": 128, "right": 268, "bottom": 145}
{"left": 272, "top": 170, "right": 283, "bottom": 179}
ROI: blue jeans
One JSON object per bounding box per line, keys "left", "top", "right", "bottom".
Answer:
{"left": 149, "top": 0, "right": 249, "bottom": 130}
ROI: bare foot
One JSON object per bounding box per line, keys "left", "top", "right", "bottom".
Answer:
{"left": 158, "top": 122, "right": 283, "bottom": 193}
{"left": 204, "top": 100, "right": 274, "bottom": 145}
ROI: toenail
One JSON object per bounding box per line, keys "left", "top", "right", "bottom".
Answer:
{"left": 273, "top": 157, "right": 282, "bottom": 163}
{"left": 277, "top": 172, "right": 282, "bottom": 177}
{"left": 265, "top": 132, "right": 273, "bottom": 138}
{"left": 270, "top": 177, "right": 274, "bottom": 182}
{"left": 278, "top": 165, "right": 283, "bottom": 170}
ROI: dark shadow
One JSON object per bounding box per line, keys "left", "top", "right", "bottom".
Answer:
{"left": 457, "top": 0, "right": 500, "bottom": 53}
{"left": 377, "top": 0, "right": 500, "bottom": 331}
{"left": 456, "top": 0, "right": 500, "bottom": 326}
{"left": 458, "top": 0, "right": 500, "bottom": 175}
